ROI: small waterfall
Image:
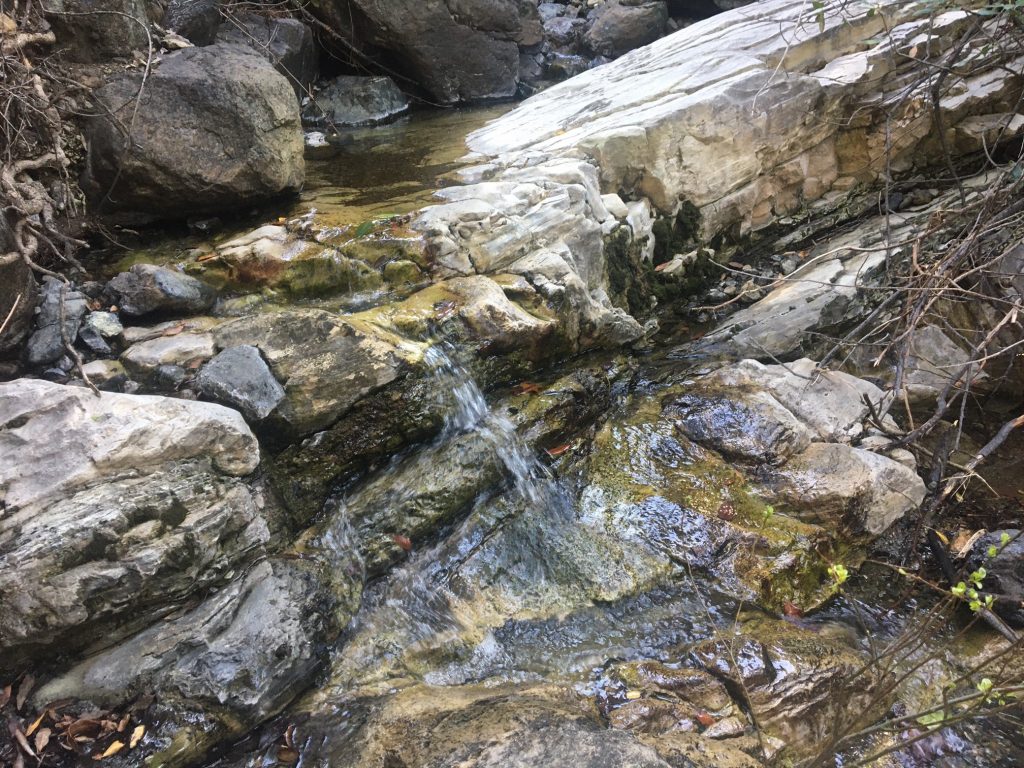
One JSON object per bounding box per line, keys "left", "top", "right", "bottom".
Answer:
{"left": 424, "top": 343, "right": 567, "bottom": 513}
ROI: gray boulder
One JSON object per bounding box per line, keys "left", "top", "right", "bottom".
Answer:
{"left": 83, "top": 44, "right": 304, "bottom": 220}
{"left": 42, "top": 0, "right": 150, "bottom": 62}
{"left": 584, "top": 0, "right": 668, "bottom": 58}
{"left": 107, "top": 263, "right": 217, "bottom": 317}
{"left": 24, "top": 277, "right": 88, "bottom": 366}
{"left": 196, "top": 344, "right": 287, "bottom": 422}
{"left": 217, "top": 12, "right": 319, "bottom": 96}
{"left": 310, "top": 0, "right": 537, "bottom": 103}
{"left": 163, "top": 0, "right": 222, "bottom": 45}
{"left": 302, "top": 75, "right": 410, "bottom": 128}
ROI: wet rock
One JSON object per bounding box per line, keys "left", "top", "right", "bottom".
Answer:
{"left": 107, "top": 264, "right": 217, "bottom": 317}
{"left": 153, "top": 363, "right": 187, "bottom": 390}
{"left": 217, "top": 12, "right": 319, "bottom": 95}
{"left": 0, "top": 251, "right": 37, "bottom": 356}
{"left": 24, "top": 277, "right": 88, "bottom": 366}
{"left": 196, "top": 344, "right": 286, "bottom": 422}
{"left": 121, "top": 331, "right": 216, "bottom": 377}
{"left": 83, "top": 44, "right": 304, "bottom": 220}
{"left": 299, "top": 683, "right": 672, "bottom": 768}
{"left": 966, "top": 530, "right": 1024, "bottom": 627}
{"left": 80, "top": 359, "right": 128, "bottom": 387}
{"left": 302, "top": 75, "right": 410, "bottom": 128}
{"left": 584, "top": 0, "right": 668, "bottom": 58}
{"left": 163, "top": 0, "right": 221, "bottom": 45}
{"left": 690, "top": 616, "right": 889, "bottom": 760}
{"left": 42, "top": 0, "right": 149, "bottom": 62}
{"left": 667, "top": 389, "right": 813, "bottom": 464}
{"left": 766, "top": 442, "right": 926, "bottom": 536}
{"left": 77, "top": 324, "right": 112, "bottom": 355}
{"left": 36, "top": 546, "right": 360, "bottom": 768}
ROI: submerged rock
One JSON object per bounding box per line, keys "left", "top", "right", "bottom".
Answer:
{"left": 84, "top": 44, "right": 304, "bottom": 220}
{"left": 302, "top": 75, "right": 410, "bottom": 127}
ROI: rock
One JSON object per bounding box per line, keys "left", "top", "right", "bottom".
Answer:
{"left": 302, "top": 75, "right": 410, "bottom": 127}
{"left": 121, "top": 332, "right": 216, "bottom": 376}
{"left": 766, "top": 442, "right": 926, "bottom": 536}
{"left": 0, "top": 379, "right": 261, "bottom": 669}
{"left": 217, "top": 12, "right": 319, "bottom": 95}
{"left": 77, "top": 324, "right": 112, "bottom": 355}
{"left": 690, "top": 616, "right": 889, "bottom": 760}
{"left": 0, "top": 252, "right": 37, "bottom": 356}
{"left": 36, "top": 546, "right": 360, "bottom": 768}
{"left": 80, "top": 358, "right": 128, "bottom": 386}
{"left": 196, "top": 344, "right": 287, "bottom": 422}
{"left": 298, "top": 683, "right": 672, "bottom": 767}
{"left": 24, "top": 277, "right": 88, "bottom": 366}
{"left": 83, "top": 44, "right": 304, "bottom": 220}
{"left": 82, "top": 310, "right": 123, "bottom": 337}
{"left": 309, "top": 0, "right": 531, "bottom": 104}
{"left": 902, "top": 324, "right": 982, "bottom": 404}
{"left": 966, "top": 530, "right": 1024, "bottom": 627}
{"left": 163, "top": 0, "right": 221, "bottom": 45}
{"left": 42, "top": 0, "right": 149, "bottom": 62}
{"left": 107, "top": 263, "right": 217, "bottom": 317}
{"left": 0, "top": 378, "right": 258, "bottom": 510}
{"left": 584, "top": 0, "right": 668, "bottom": 58}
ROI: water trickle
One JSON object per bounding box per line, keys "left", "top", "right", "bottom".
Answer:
{"left": 424, "top": 343, "right": 568, "bottom": 515}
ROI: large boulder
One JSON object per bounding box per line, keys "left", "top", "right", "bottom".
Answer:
{"left": 163, "top": 0, "right": 222, "bottom": 45}
{"left": 107, "top": 263, "right": 217, "bottom": 317}
{"left": 0, "top": 379, "right": 262, "bottom": 671}
{"left": 42, "top": 0, "right": 150, "bottom": 62}
{"left": 217, "top": 12, "right": 319, "bottom": 96}
{"left": 584, "top": 0, "right": 668, "bottom": 58}
{"left": 310, "top": 0, "right": 539, "bottom": 103}
{"left": 83, "top": 44, "right": 304, "bottom": 221}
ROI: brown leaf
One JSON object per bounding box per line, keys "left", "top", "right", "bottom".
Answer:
{"left": 25, "top": 710, "right": 45, "bottom": 737}
{"left": 277, "top": 746, "right": 299, "bottom": 763}
{"left": 34, "top": 727, "right": 51, "bottom": 753}
{"left": 196, "top": 252, "right": 218, "bottom": 262}
{"left": 391, "top": 534, "right": 413, "bottom": 552}
{"left": 783, "top": 600, "right": 803, "bottom": 618}
{"left": 117, "top": 715, "right": 130, "bottom": 733}
{"left": 544, "top": 443, "right": 573, "bottom": 458}
{"left": 283, "top": 723, "right": 295, "bottom": 749}
{"left": 129, "top": 725, "right": 145, "bottom": 749}
{"left": 162, "top": 323, "right": 185, "bottom": 337}
{"left": 511, "top": 382, "right": 542, "bottom": 396}
{"left": 16, "top": 674, "right": 34, "bottom": 711}
{"left": 13, "top": 749, "right": 24, "bottom": 768}
{"left": 94, "top": 740, "right": 124, "bottom": 760}
{"left": 694, "top": 710, "right": 716, "bottom": 728}
{"left": 65, "top": 718, "right": 103, "bottom": 740}
{"left": 10, "top": 724, "right": 36, "bottom": 758}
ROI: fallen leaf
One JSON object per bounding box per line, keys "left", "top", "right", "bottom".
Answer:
{"left": 392, "top": 534, "right": 412, "bottom": 552}
{"left": 694, "top": 711, "right": 716, "bottom": 728}
{"left": 129, "top": 724, "right": 145, "bottom": 749}
{"left": 162, "top": 323, "right": 185, "bottom": 337}
{"left": 283, "top": 723, "right": 295, "bottom": 749}
{"left": 277, "top": 746, "right": 299, "bottom": 763}
{"left": 625, "top": 690, "right": 642, "bottom": 700}
{"left": 117, "top": 714, "right": 130, "bottom": 732}
{"left": 511, "top": 382, "right": 542, "bottom": 395}
{"left": 13, "top": 750, "right": 24, "bottom": 768}
{"left": 10, "top": 723, "right": 36, "bottom": 758}
{"left": 94, "top": 740, "right": 124, "bottom": 760}
{"left": 34, "top": 727, "right": 50, "bottom": 753}
{"left": 16, "top": 674, "right": 34, "bottom": 710}
{"left": 544, "top": 443, "right": 573, "bottom": 458}
{"left": 196, "top": 252, "right": 218, "bottom": 262}
{"left": 783, "top": 600, "right": 803, "bottom": 618}
{"left": 25, "top": 710, "right": 46, "bottom": 736}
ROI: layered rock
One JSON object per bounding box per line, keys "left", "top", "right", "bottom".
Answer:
{"left": 83, "top": 44, "right": 304, "bottom": 220}
{"left": 0, "top": 379, "right": 262, "bottom": 671}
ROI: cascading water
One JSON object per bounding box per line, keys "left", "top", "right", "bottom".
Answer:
{"left": 424, "top": 343, "right": 569, "bottom": 515}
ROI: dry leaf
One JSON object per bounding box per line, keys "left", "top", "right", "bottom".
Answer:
{"left": 511, "top": 382, "right": 542, "bottom": 396}
{"left": 129, "top": 725, "right": 145, "bottom": 749}
{"left": 695, "top": 710, "right": 716, "bottom": 727}
{"left": 277, "top": 747, "right": 299, "bottom": 763}
{"left": 908, "top": 44, "right": 918, "bottom": 58}
{"left": 544, "top": 443, "right": 573, "bottom": 458}
{"left": 34, "top": 727, "right": 51, "bottom": 753}
{"left": 625, "top": 690, "right": 641, "bottom": 700}
{"left": 16, "top": 674, "right": 34, "bottom": 710}
{"left": 391, "top": 534, "right": 413, "bottom": 552}
{"left": 25, "top": 711, "right": 45, "bottom": 737}
{"left": 13, "top": 750, "right": 24, "bottom": 768}
{"left": 95, "top": 740, "right": 124, "bottom": 759}
{"left": 196, "top": 252, "right": 218, "bottom": 262}
{"left": 162, "top": 323, "right": 185, "bottom": 337}
{"left": 117, "top": 715, "right": 130, "bottom": 733}
{"left": 783, "top": 600, "right": 804, "bottom": 618}
{"left": 11, "top": 725, "right": 36, "bottom": 758}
